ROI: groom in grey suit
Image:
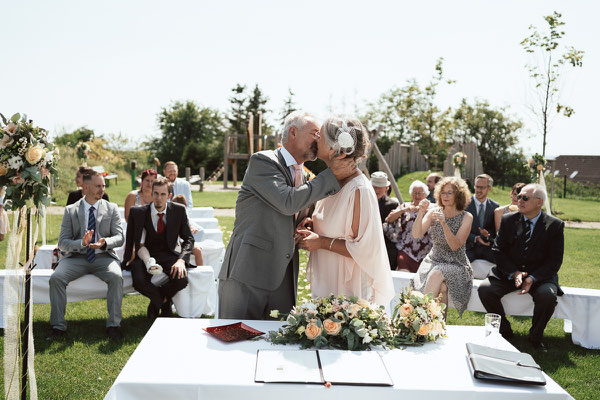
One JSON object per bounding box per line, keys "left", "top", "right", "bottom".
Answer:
{"left": 218, "top": 111, "right": 353, "bottom": 320}
{"left": 48, "top": 172, "right": 125, "bottom": 341}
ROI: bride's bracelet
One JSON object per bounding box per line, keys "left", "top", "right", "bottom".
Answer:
{"left": 329, "top": 238, "right": 336, "bottom": 251}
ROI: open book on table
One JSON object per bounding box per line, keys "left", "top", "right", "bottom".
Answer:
{"left": 466, "top": 343, "right": 546, "bottom": 385}
{"left": 254, "top": 349, "right": 393, "bottom": 386}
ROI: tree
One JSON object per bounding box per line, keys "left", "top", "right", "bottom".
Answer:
{"left": 227, "top": 83, "right": 248, "bottom": 136}
{"left": 54, "top": 126, "right": 96, "bottom": 146}
{"left": 279, "top": 87, "right": 297, "bottom": 126}
{"left": 521, "top": 11, "right": 584, "bottom": 157}
{"left": 453, "top": 99, "right": 528, "bottom": 186}
{"left": 246, "top": 84, "right": 273, "bottom": 136}
{"left": 150, "top": 100, "right": 225, "bottom": 171}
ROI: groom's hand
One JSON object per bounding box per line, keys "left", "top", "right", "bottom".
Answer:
{"left": 328, "top": 151, "right": 356, "bottom": 181}
{"left": 297, "top": 229, "right": 321, "bottom": 251}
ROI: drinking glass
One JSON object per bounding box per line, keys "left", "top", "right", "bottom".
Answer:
{"left": 484, "top": 313, "right": 501, "bottom": 347}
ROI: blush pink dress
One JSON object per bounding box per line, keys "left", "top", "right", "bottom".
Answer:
{"left": 307, "top": 174, "right": 395, "bottom": 306}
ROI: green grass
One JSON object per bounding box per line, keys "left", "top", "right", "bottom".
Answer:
{"left": 396, "top": 171, "right": 600, "bottom": 222}
{"left": 1, "top": 214, "right": 599, "bottom": 398}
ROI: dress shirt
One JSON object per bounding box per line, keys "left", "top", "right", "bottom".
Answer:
{"left": 523, "top": 210, "right": 542, "bottom": 237}
{"left": 81, "top": 197, "right": 104, "bottom": 254}
{"left": 171, "top": 178, "right": 193, "bottom": 209}
{"left": 140, "top": 202, "right": 168, "bottom": 243}
{"left": 280, "top": 145, "right": 303, "bottom": 181}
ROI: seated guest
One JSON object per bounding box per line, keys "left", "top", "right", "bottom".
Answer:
{"left": 465, "top": 174, "right": 499, "bottom": 263}
{"left": 124, "top": 169, "right": 157, "bottom": 221}
{"left": 49, "top": 172, "right": 124, "bottom": 341}
{"left": 172, "top": 194, "right": 204, "bottom": 266}
{"left": 123, "top": 177, "right": 194, "bottom": 319}
{"left": 478, "top": 184, "right": 564, "bottom": 352}
{"left": 163, "top": 161, "right": 193, "bottom": 209}
{"left": 411, "top": 177, "right": 474, "bottom": 319}
{"left": 494, "top": 182, "right": 526, "bottom": 232}
{"left": 426, "top": 173, "right": 442, "bottom": 203}
{"left": 383, "top": 180, "right": 433, "bottom": 272}
{"left": 371, "top": 171, "right": 399, "bottom": 269}
{"left": 66, "top": 166, "right": 109, "bottom": 205}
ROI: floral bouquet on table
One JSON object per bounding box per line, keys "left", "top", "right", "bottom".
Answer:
{"left": 391, "top": 289, "right": 446, "bottom": 346}
{"left": 526, "top": 153, "right": 546, "bottom": 183}
{"left": 268, "top": 294, "right": 395, "bottom": 350}
{"left": 0, "top": 113, "right": 58, "bottom": 210}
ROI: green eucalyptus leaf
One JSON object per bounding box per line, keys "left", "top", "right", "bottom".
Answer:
{"left": 11, "top": 113, "right": 20, "bottom": 123}
{"left": 0, "top": 113, "right": 7, "bottom": 125}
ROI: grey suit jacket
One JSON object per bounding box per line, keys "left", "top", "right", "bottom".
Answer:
{"left": 58, "top": 198, "right": 124, "bottom": 260}
{"left": 218, "top": 148, "right": 340, "bottom": 292}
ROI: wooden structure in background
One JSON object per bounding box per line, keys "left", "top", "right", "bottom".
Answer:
{"left": 382, "top": 142, "right": 428, "bottom": 177}
{"left": 442, "top": 142, "right": 483, "bottom": 183}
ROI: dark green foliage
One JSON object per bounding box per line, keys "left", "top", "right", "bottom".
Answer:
{"left": 53, "top": 126, "right": 95, "bottom": 146}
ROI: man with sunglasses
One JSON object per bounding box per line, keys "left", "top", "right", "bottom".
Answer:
{"left": 465, "top": 174, "right": 499, "bottom": 263}
{"left": 478, "top": 183, "right": 564, "bottom": 352}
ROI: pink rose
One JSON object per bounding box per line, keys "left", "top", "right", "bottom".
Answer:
{"left": 323, "top": 319, "right": 342, "bottom": 336}
{"left": 4, "top": 122, "right": 17, "bottom": 134}
{"left": 12, "top": 172, "right": 25, "bottom": 184}
{"left": 40, "top": 167, "right": 50, "bottom": 179}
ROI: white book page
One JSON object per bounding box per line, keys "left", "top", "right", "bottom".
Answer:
{"left": 318, "top": 350, "right": 393, "bottom": 386}
{"left": 255, "top": 350, "right": 323, "bottom": 383}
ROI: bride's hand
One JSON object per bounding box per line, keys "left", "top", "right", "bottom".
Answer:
{"left": 297, "top": 229, "right": 321, "bottom": 251}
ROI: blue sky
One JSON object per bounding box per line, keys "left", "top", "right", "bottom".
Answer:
{"left": 1, "top": 0, "right": 598, "bottom": 157}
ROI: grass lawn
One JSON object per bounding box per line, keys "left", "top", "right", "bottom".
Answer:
{"left": 1, "top": 216, "right": 599, "bottom": 398}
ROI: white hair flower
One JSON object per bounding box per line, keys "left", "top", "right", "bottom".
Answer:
{"left": 338, "top": 131, "right": 354, "bottom": 148}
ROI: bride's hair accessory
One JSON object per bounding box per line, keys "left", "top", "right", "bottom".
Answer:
{"left": 336, "top": 121, "right": 357, "bottom": 155}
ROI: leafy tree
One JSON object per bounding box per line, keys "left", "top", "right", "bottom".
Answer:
{"left": 54, "top": 126, "right": 96, "bottom": 146}
{"left": 246, "top": 84, "right": 273, "bottom": 136}
{"left": 150, "top": 100, "right": 225, "bottom": 172}
{"left": 279, "top": 87, "right": 297, "bottom": 126}
{"left": 227, "top": 83, "right": 248, "bottom": 136}
{"left": 453, "top": 99, "right": 528, "bottom": 187}
{"left": 521, "top": 11, "right": 584, "bottom": 156}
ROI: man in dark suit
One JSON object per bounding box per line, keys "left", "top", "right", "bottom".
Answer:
{"left": 371, "top": 171, "right": 399, "bottom": 269}
{"left": 465, "top": 174, "right": 499, "bottom": 263}
{"left": 478, "top": 183, "right": 564, "bottom": 352}
{"left": 49, "top": 172, "right": 124, "bottom": 341}
{"left": 122, "top": 177, "right": 195, "bottom": 319}
{"left": 217, "top": 111, "right": 354, "bottom": 320}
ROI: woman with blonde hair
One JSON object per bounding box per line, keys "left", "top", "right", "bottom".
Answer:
{"left": 298, "top": 116, "right": 395, "bottom": 307}
{"left": 411, "top": 177, "right": 474, "bottom": 317}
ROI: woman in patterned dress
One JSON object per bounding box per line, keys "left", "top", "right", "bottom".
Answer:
{"left": 383, "top": 180, "right": 433, "bottom": 272}
{"left": 411, "top": 177, "right": 474, "bottom": 318}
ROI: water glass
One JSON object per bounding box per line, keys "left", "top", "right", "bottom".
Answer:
{"left": 484, "top": 313, "right": 501, "bottom": 346}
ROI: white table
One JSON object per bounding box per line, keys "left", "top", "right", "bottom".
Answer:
{"left": 104, "top": 319, "right": 573, "bottom": 400}
{"left": 0, "top": 267, "right": 217, "bottom": 329}
{"left": 391, "top": 271, "right": 600, "bottom": 349}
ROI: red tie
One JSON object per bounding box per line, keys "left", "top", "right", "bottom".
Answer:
{"left": 157, "top": 212, "right": 165, "bottom": 234}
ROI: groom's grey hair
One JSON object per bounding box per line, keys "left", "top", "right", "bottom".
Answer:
{"left": 523, "top": 183, "right": 547, "bottom": 203}
{"left": 281, "top": 111, "right": 318, "bottom": 144}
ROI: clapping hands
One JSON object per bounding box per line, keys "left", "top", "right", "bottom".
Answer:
{"left": 418, "top": 199, "right": 430, "bottom": 214}
{"left": 83, "top": 230, "right": 105, "bottom": 249}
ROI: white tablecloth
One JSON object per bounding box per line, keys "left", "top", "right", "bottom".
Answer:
{"left": 104, "top": 319, "right": 572, "bottom": 400}
{"left": 0, "top": 267, "right": 217, "bottom": 328}
{"left": 391, "top": 271, "right": 600, "bottom": 349}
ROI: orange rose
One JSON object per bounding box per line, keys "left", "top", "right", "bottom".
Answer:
{"left": 323, "top": 319, "right": 342, "bottom": 336}
{"left": 399, "top": 303, "right": 414, "bottom": 318}
{"left": 418, "top": 323, "right": 431, "bottom": 336}
{"left": 305, "top": 321, "right": 323, "bottom": 340}
{"left": 536, "top": 164, "right": 543, "bottom": 171}
{"left": 25, "top": 145, "right": 45, "bottom": 164}
{"left": 0, "top": 163, "right": 7, "bottom": 176}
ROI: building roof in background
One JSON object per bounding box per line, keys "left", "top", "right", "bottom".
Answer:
{"left": 552, "top": 156, "right": 600, "bottom": 185}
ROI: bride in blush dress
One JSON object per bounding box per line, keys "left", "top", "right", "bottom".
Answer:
{"left": 297, "top": 116, "right": 395, "bottom": 307}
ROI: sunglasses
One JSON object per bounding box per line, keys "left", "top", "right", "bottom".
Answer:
{"left": 516, "top": 194, "right": 530, "bottom": 201}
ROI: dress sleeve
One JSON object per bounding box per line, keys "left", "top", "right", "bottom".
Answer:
{"left": 343, "top": 185, "right": 395, "bottom": 306}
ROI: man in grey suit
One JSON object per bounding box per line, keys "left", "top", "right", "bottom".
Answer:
{"left": 48, "top": 172, "right": 125, "bottom": 341}
{"left": 218, "top": 111, "right": 354, "bottom": 320}
{"left": 466, "top": 174, "right": 499, "bottom": 263}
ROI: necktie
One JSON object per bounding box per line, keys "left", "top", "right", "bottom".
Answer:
{"left": 87, "top": 206, "right": 96, "bottom": 263}
{"left": 292, "top": 164, "right": 302, "bottom": 187}
{"left": 524, "top": 219, "right": 532, "bottom": 252}
{"left": 478, "top": 202, "right": 485, "bottom": 227}
{"left": 157, "top": 212, "right": 165, "bottom": 234}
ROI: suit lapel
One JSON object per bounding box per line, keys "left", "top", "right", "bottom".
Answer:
{"left": 95, "top": 200, "right": 104, "bottom": 229}
{"left": 485, "top": 199, "right": 494, "bottom": 224}
{"left": 165, "top": 202, "right": 175, "bottom": 245}
{"left": 527, "top": 212, "right": 546, "bottom": 250}
{"left": 77, "top": 200, "right": 86, "bottom": 237}
{"left": 276, "top": 148, "right": 294, "bottom": 187}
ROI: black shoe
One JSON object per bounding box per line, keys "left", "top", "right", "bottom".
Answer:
{"left": 46, "top": 328, "right": 66, "bottom": 341}
{"left": 161, "top": 299, "right": 174, "bottom": 317}
{"left": 106, "top": 326, "right": 124, "bottom": 342}
{"left": 529, "top": 340, "right": 548, "bottom": 352}
{"left": 147, "top": 303, "right": 159, "bottom": 320}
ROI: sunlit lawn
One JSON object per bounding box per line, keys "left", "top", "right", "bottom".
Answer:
{"left": 1, "top": 202, "right": 599, "bottom": 398}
